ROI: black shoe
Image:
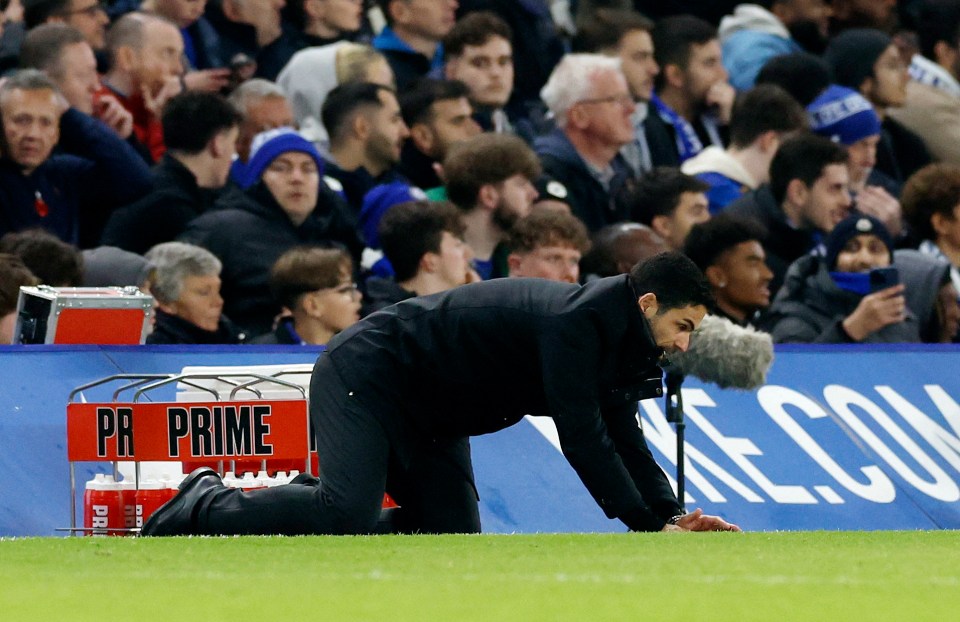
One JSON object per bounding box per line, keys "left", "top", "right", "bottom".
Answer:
{"left": 289, "top": 472, "right": 321, "bottom": 487}
{"left": 140, "top": 468, "right": 223, "bottom": 537}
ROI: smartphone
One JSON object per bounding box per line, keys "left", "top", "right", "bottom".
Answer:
{"left": 869, "top": 267, "right": 899, "bottom": 292}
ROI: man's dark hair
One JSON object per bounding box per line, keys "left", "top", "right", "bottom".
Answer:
{"left": 0, "top": 229, "right": 83, "bottom": 287}
{"left": 682, "top": 214, "right": 769, "bottom": 272}
{"left": 0, "top": 253, "right": 39, "bottom": 316}
{"left": 630, "top": 167, "right": 710, "bottom": 226}
{"left": 399, "top": 78, "right": 472, "bottom": 127}
{"left": 769, "top": 133, "right": 849, "bottom": 205}
{"left": 507, "top": 210, "right": 591, "bottom": 254}
{"left": 321, "top": 82, "right": 392, "bottom": 146}
{"left": 755, "top": 52, "right": 831, "bottom": 107}
{"left": 443, "top": 11, "right": 513, "bottom": 60}
{"left": 901, "top": 163, "right": 960, "bottom": 242}
{"left": 729, "top": 84, "right": 807, "bottom": 148}
{"left": 652, "top": 14, "right": 717, "bottom": 90}
{"left": 572, "top": 9, "right": 654, "bottom": 53}
{"left": 23, "top": 0, "right": 71, "bottom": 28}
{"left": 628, "top": 251, "right": 713, "bottom": 311}
{"left": 280, "top": 0, "right": 311, "bottom": 32}
{"left": 443, "top": 133, "right": 541, "bottom": 210}
{"left": 916, "top": 0, "right": 960, "bottom": 61}
{"left": 162, "top": 92, "right": 243, "bottom": 154}
{"left": 269, "top": 246, "right": 352, "bottom": 311}
{"left": 19, "top": 24, "right": 86, "bottom": 76}
{"left": 378, "top": 200, "right": 466, "bottom": 281}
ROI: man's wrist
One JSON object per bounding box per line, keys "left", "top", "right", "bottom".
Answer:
{"left": 667, "top": 514, "right": 684, "bottom": 526}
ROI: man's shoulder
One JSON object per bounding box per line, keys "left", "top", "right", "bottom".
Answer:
{"left": 725, "top": 185, "right": 776, "bottom": 217}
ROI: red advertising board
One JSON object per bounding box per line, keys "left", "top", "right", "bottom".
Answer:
{"left": 67, "top": 401, "right": 310, "bottom": 462}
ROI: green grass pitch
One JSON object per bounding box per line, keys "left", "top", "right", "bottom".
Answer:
{"left": 2, "top": 532, "right": 959, "bottom": 621}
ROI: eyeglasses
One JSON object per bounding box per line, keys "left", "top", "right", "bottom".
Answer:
{"left": 577, "top": 93, "right": 634, "bottom": 107}
{"left": 332, "top": 282, "right": 360, "bottom": 296}
{"left": 56, "top": 1, "right": 107, "bottom": 17}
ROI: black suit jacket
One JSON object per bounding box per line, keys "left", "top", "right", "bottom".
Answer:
{"left": 324, "top": 275, "right": 682, "bottom": 531}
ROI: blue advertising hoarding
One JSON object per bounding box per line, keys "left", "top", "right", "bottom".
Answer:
{"left": 1, "top": 344, "right": 959, "bottom": 535}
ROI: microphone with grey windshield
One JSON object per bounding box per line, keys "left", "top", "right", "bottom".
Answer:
{"left": 662, "top": 314, "right": 774, "bottom": 509}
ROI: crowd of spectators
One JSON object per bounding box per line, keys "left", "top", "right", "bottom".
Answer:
{"left": 1, "top": 0, "right": 959, "bottom": 347}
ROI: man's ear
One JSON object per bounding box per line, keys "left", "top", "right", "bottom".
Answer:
{"left": 443, "top": 58, "right": 458, "bottom": 80}
{"left": 567, "top": 104, "right": 589, "bottom": 130}
{"left": 704, "top": 264, "right": 726, "bottom": 289}
{"left": 785, "top": 178, "right": 808, "bottom": 207}
{"left": 222, "top": 0, "right": 243, "bottom": 21}
{"left": 757, "top": 130, "right": 780, "bottom": 154}
{"left": 409, "top": 123, "right": 434, "bottom": 154}
{"left": 506, "top": 252, "right": 522, "bottom": 276}
{"left": 303, "top": 0, "right": 324, "bottom": 21}
{"left": 931, "top": 211, "right": 952, "bottom": 238}
{"left": 650, "top": 214, "right": 672, "bottom": 241}
{"left": 477, "top": 183, "right": 500, "bottom": 210}
{"left": 114, "top": 45, "right": 138, "bottom": 72}
{"left": 389, "top": 0, "right": 411, "bottom": 26}
{"left": 352, "top": 112, "right": 370, "bottom": 141}
{"left": 637, "top": 292, "right": 658, "bottom": 317}
{"left": 662, "top": 63, "right": 685, "bottom": 90}
{"left": 301, "top": 292, "right": 324, "bottom": 318}
{"left": 419, "top": 251, "right": 439, "bottom": 274}
{"left": 156, "top": 300, "right": 181, "bottom": 317}
{"left": 209, "top": 129, "right": 232, "bottom": 158}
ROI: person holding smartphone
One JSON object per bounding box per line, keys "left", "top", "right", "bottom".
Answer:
{"left": 760, "top": 213, "right": 920, "bottom": 343}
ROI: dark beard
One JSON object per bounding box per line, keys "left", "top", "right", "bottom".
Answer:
{"left": 788, "top": 20, "right": 829, "bottom": 55}
{"left": 492, "top": 200, "right": 521, "bottom": 232}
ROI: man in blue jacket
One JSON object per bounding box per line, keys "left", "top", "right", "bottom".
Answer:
{"left": 0, "top": 70, "right": 151, "bottom": 248}
{"left": 143, "top": 252, "right": 741, "bottom": 536}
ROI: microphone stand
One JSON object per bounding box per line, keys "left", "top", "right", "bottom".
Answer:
{"left": 664, "top": 372, "right": 686, "bottom": 511}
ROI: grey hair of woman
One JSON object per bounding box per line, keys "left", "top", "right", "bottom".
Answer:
{"left": 144, "top": 242, "right": 222, "bottom": 305}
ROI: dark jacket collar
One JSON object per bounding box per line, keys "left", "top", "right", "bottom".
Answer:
{"left": 148, "top": 309, "right": 245, "bottom": 345}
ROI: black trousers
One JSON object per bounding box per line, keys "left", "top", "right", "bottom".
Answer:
{"left": 195, "top": 355, "right": 482, "bottom": 535}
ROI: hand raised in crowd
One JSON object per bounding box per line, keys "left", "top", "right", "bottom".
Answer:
{"left": 705, "top": 81, "right": 736, "bottom": 125}
{"left": 842, "top": 283, "right": 907, "bottom": 341}
{"left": 143, "top": 76, "right": 183, "bottom": 119}
{"left": 183, "top": 69, "right": 232, "bottom": 93}
{"left": 856, "top": 186, "right": 903, "bottom": 238}
{"left": 661, "top": 508, "right": 742, "bottom": 532}
{"left": 95, "top": 94, "right": 134, "bottom": 139}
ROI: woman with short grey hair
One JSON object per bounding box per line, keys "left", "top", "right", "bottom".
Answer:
{"left": 144, "top": 242, "right": 245, "bottom": 344}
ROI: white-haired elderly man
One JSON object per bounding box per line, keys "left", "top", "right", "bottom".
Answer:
{"left": 535, "top": 54, "right": 638, "bottom": 232}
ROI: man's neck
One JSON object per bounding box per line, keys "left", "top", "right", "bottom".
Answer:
{"left": 727, "top": 144, "right": 766, "bottom": 188}
{"left": 292, "top": 313, "right": 335, "bottom": 346}
{"left": 306, "top": 19, "right": 339, "bottom": 39}
{"left": 780, "top": 199, "right": 805, "bottom": 230}
{"left": 328, "top": 145, "right": 386, "bottom": 177}
{"left": 715, "top": 298, "right": 749, "bottom": 324}
{"left": 171, "top": 152, "right": 214, "bottom": 189}
{"left": 103, "top": 72, "right": 134, "bottom": 98}
{"left": 392, "top": 26, "right": 439, "bottom": 59}
{"left": 657, "top": 87, "right": 695, "bottom": 122}
{"left": 566, "top": 128, "right": 620, "bottom": 170}
{"left": 399, "top": 273, "right": 446, "bottom": 297}
{"left": 461, "top": 208, "right": 504, "bottom": 260}
{"left": 937, "top": 238, "right": 960, "bottom": 267}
